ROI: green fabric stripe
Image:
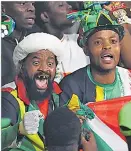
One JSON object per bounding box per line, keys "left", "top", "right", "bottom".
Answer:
{"left": 17, "top": 137, "right": 36, "bottom": 151}
{"left": 83, "top": 120, "right": 113, "bottom": 151}
{"left": 93, "top": 131, "right": 113, "bottom": 151}
{"left": 87, "top": 66, "right": 122, "bottom": 100}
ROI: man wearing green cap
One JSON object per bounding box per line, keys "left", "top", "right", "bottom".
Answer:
{"left": 59, "top": 10, "right": 131, "bottom": 105}
{"left": 119, "top": 101, "right": 131, "bottom": 151}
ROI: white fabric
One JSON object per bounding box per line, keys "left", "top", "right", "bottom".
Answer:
{"left": 23, "top": 110, "right": 43, "bottom": 134}
{"left": 88, "top": 115, "right": 128, "bottom": 151}
{"left": 13, "top": 33, "right": 64, "bottom": 70}
{"left": 117, "top": 66, "right": 131, "bottom": 96}
{"left": 2, "top": 81, "right": 16, "bottom": 89}
{"left": 55, "top": 34, "right": 90, "bottom": 83}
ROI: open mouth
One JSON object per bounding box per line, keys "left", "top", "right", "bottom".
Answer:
{"left": 35, "top": 73, "right": 50, "bottom": 90}
{"left": 26, "top": 16, "right": 35, "bottom": 24}
{"left": 101, "top": 54, "right": 113, "bottom": 61}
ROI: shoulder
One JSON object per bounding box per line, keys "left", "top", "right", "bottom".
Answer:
{"left": 2, "top": 82, "right": 19, "bottom": 110}
{"left": 60, "top": 66, "right": 87, "bottom": 85}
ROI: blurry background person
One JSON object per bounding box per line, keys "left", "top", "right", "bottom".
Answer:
{"left": 34, "top": 1, "right": 90, "bottom": 83}
{"left": 2, "top": 2, "right": 35, "bottom": 86}
{"left": 44, "top": 106, "right": 97, "bottom": 151}
{"left": 103, "top": 1, "right": 131, "bottom": 69}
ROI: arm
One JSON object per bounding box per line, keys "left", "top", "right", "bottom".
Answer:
{"left": 2, "top": 92, "right": 19, "bottom": 124}
{"left": 1, "top": 92, "right": 20, "bottom": 149}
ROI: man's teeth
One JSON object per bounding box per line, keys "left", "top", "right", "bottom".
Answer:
{"left": 37, "top": 75, "right": 48, "bottom": 80}
{"left": 102, "top": 54, "right": 113, "bottom": 58}
{"left": 104, "top": 57, "right": 112, "bottom": 61}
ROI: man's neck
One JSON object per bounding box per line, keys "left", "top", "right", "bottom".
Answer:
{"left": 11, "top": 29, "right": 26, "bottom": 42}
{"left": 42, "top": 24, "right": 64, "bottom": 40}
{"left": 90, "top": 66, "right": 116, "bottom": 85}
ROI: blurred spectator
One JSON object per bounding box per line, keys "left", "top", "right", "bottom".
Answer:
{"left": 44, "top": 106, "right": 97, "bottom": 151}
{"left": 35, "top": 1, "right": 90, "bottom": 83}
{"left": 1, "top": 2, "right": 35, "bottom": 86}
{"left": 103, "top": 2, "right": 131, "bottom": 69}
{"left": 64, "top": 2, "right": 82, "bottom": 34}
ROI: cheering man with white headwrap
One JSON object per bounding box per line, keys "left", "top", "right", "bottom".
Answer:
{"left": 1, "top": 33, "right": 63, "bottom": 151}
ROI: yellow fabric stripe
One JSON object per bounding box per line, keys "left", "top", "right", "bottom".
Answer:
{"left": 67, "top": 94, "right": 80, "bottom": 112}
{"left": 96, "top": 86, "right": 104, "bottom": 102}
{"left": 10, "top": 90, "right": 44, "bottom": 151}
{"left": 11, "top": 90, "right": 25, "bottom": 119}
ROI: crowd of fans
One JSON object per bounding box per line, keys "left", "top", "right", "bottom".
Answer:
{"left": 1, "top": 1, "right": 131, "bottom": 151}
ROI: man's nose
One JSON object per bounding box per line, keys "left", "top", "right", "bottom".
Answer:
{"left": 38, "top": 63, "right": 50, "bottom": 73}
{"left": 103, "top": 41, "right": 111, "bottom": 50}
{"left": 27, "top": 2, "right": 35, "bottom": 12}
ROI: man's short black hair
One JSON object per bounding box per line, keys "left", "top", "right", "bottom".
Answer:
{"left": 44, "top": 107, "right": 81, "bottom": 150}
{"left": 34, "top": 2, "right": 49, "bottom": 28}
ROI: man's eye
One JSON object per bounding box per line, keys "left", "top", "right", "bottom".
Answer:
{"left": 19, "top": 2, "right": 26, "bottom": 6}
{"left": 48, "top": 62, "right": 54, "bottom": 67}
{"left": 32, "top": 2, "right": 35, "bottom": 6}
{"left": 58, "top": 2, "right": 64, "bottom": 7}
{"left": 111, "top": 39, "right": 117, "bottom": 44}
{"left": 33, "top": 61, "right": 39, "bottom": 66}
{"left": 94, "top": 40, "right": 102, "bottom": 45}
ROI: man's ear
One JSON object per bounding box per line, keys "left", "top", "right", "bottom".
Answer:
{"left": 41, "top": 12, "right": 49, "bottom": 23}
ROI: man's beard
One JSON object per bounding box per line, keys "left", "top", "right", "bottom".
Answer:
{"left": 22, "top": 70, "right": 53, "bottom": 101}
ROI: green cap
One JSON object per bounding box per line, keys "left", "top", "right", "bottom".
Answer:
{"left": 78, "top": 10, "right": 125, "bottom": 47}
{"left": 118, "top": 102, "right": 131, "bottom": 136}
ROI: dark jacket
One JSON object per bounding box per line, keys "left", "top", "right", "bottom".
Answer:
{"left": 59, "top": 66, "right": 96, "bottom": 105}
{"left": 1, "top": 31, "right": 27, "bottom": 86}
{"left": 2, "top": 36, "right": 17, "bottom": 86}
{"left": 1, "top": 29, "right": 34, "bottom": 86}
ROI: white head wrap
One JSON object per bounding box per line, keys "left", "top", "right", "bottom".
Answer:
{"left": 13, "top": 33, "right": 64, "bottom": 71}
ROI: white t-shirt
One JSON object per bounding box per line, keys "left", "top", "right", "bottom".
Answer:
{"left": 55, "top": 34, "right": 90, "bottom": 83}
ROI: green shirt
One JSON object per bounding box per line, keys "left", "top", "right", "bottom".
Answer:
{"left": 87, "top": 66, "right": 122, "bottom": 100}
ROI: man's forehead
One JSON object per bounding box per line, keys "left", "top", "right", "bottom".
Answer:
{"left": 29, "top": 50, "right": 55, "bottom": 58}
{"left": 92, "top": 30, "right": 119, "bottom": 39}
{"left": 48, "top": 1, "right": 62, "bottom": 6}
{"left": 3, "top": 1, "right": 34, "bottom": 7}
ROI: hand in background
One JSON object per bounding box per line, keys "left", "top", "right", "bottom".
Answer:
{"left": 81, "top": 130, "right": 98, "bottom": 151}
